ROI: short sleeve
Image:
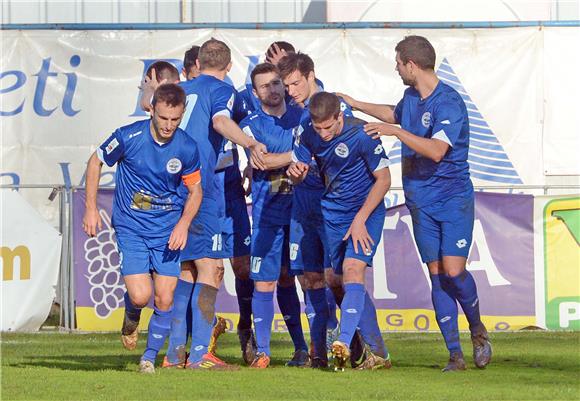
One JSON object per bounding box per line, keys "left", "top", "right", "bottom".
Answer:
{"left": 232, "top": 89, "right": 251, "bottom": 123}
{"left": 337, "top": 97, "right": 354, "bottom": 118}
{"left": 359, "top": 133, "right": 390, "bottom": 172}
{"left": 211, "top": 85, "right": 235, "bottom": 119}
{"left": 97, "top": 129, "right": 125, "bottom": 167}
{"left": 431, "top": 99, "right": 465, "bottom": 147}
{"left": 181, "top": 142, "right": 202, "bottom": 186}
{"left": 291, "top": 122, "right": 313, "bottom": 164}
{"left": 394, "top": 98, "right": 403, "bottom": 125}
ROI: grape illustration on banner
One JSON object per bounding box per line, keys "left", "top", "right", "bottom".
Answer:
{"left": 83, "top": 209, "right": 125, "bottom": 318}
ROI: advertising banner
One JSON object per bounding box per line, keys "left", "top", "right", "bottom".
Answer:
{"left": 3, "top": 27, "right": 579, "bottom": 227}
{"left": 1, "top": 189, "right": 62, "bottom": 331}
{"left": 73, "top": 189, "right": 536, "bottom": 332}
{"left": 534, "top": 195, "right": 580, "bottom": 330}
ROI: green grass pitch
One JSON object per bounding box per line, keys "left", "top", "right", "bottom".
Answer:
{"left": 2, "top": 331, "right": 579, "bottom": 400}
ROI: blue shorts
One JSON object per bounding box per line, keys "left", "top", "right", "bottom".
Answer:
{"left": 289, "top": 189, "right": 330, "bottom": 274}
{"left": 409, "top": 191, "right": 474, "bottom": 263}
{"left": 116, "top": 232, "right": 180, "bottom": 277}
{"left": 181, "top": 198, "right": 222, "bottom": 262}
{"left": 250, "top": 224, "right": 290, "bottom": 282}
{"left": 215, "top": 196, "right": 251, "bottom": 259}
{"left": 325, "top": 207, "right": 385, "bottom": 275}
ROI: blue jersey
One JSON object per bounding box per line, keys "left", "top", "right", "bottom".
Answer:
{"left": 98, "top": 119, "right": 201, "bottom": 238}
{"left": 240, "top": 105, "right": 302, "bottom": 226}
{"left": 293, "top": 116, "right": 390, "bottom": 223}
{"left": 179, "top": 74, "right": 236, "bottom": 201}
{"left": 295, "top": 96, "right": 354, "bottom": 192}
{"left": 394, "top": 81, "right": 472, "bottom": 210}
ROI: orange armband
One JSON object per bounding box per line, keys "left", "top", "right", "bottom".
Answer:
{"left": 182, "top": 169, "right": 201, "bottom": 186}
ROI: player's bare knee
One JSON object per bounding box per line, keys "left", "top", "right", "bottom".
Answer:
{"left": 342, "top": 260, "right": 366, "bottom": 284}
{"left": 304, "top": 272, "right": 325, "bottom": 289}
{"left": 154, "top": 294, "right": 173, "bottom": 311}
{"left": 255, "top": 281, "right": 276, "bottom": 292}
{"left": 231, "top": 256, "right": 251, "bottom": 280}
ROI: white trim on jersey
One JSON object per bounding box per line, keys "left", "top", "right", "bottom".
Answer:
{"left": 374, "top": 157, "right": 391, "bottom": 172}
{"left": 432, "top": 129, "right": 453, "bottom": 147}
{"left": 96, "top": 147, "right": 105, "bottom": 163}
{"left": 291, "top": 151, "right": 299, "bottom": 163}
{"left": 242, "top": 125, "right": 255, "bottom": 138}
{"left": 213, "top": 109, "right": 231, "bottom": 119}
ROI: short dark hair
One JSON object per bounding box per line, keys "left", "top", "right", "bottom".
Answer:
{"left": 183, "top": 45, "right": 200, "bottom": 74}
{"left": 146, "top": 60, "right": 180, "bottom": 83}
{"left": 395, "top": 35, "right": 436, "bottom": 70}
{"left": 277, "top": 52, "right": 314, "bottom": 80}
{"left": 198, "top": 38, "right": 231, "bottom": 71}
{"left": 250, "top": 63, "right": 280, "bottom": 89}
{"left": 152, "top": 83, "right": 186, "bottom": 108}
{"left": 309, "top": 92, "right": 340, "bottom": 123}
{"left": 266, "top": 41, "right": 295, "bottom": 60}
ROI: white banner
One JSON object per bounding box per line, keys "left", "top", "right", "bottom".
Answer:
{"left": 1, "top": 189, "right": 62, "bottom": 331}
{"left": 1, "top": 27, "right": 578, "bottom": 222}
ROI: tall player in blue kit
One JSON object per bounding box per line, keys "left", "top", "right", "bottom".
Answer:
{"left": 287, "top": 92, "right": 392, "bottom": 371}
{"left": 277, "top": 53, "right": 384, "bottom": 368}
{"left": 164, "top": 38, "right": 267, "bottom": 370}
{"left": 82, "top": 84, "right": 203, "bottom": 374}
{"left": 238, "top": 63, "right": 309, "bottom": 368}
{"left": 339, "top": 35, "right": 492, "bottom": 372}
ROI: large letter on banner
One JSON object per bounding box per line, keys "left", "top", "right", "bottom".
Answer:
{"left": 1, "top": 189, "right": 61, "bottom": 331}
{"left": 373, "top": 192, "right": 536, "bottom": 332}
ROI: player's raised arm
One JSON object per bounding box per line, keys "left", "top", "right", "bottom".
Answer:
{"left": 335, "top": 92, "right": 397, "bottom": 124}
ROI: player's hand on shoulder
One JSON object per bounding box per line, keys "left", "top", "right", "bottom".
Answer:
{"left": 168, "top": 221, "right": 189, "bottom": 251}
{"left": 82, "top": 207, "right": 102, "bottom": 237}
{"left": 343, "top": 215, "right": 375, "bottom": 255}
{"left": 364, "top": 122, "right": 398, "bottom": 139}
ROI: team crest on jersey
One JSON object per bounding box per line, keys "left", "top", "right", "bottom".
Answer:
{"left": 374, "top": 144, "right": 384, "bottom": 155}
{"left": 421, "top": 112, "right": 431, "bottom": 128}
{"left": 340, "top": 101, "right": 347, "bottom": 111}
{"left": 166, "top": 158, "right": 182, "bottom": 174}
{"left": 293, "top": 125, "right": 304, "bottom": 147}
{"left": 335, "top": 143, "right": 349, "bottom": 158}
{"left": 105, "top": 138, "right": 119, "bottom": 154}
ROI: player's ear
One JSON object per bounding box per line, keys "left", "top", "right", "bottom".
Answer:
{"left": 307, "top": 71, "right": 315, "bottom": 83}
{"left": 195, "top": 59, "right": 201, "bottom": 70}
{"left": 181, "top": 68, "right": 187, "bottom": 80}
{"left": 226, "top": 61, "right": 233, "bottom": 73}
{"left": 252, "top": 87, "right": 258, "bottom": 98}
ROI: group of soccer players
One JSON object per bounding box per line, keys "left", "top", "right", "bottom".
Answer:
{"left": 82, "top": 34, "right": 492, "bottom": 373}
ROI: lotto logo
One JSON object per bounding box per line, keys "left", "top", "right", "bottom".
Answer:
{"left": 456, "top": 239, "right": 467, "bottom": 249}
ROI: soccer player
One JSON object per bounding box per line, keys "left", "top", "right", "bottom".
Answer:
{"left": 82, "top": 83, "right": 203, "bottom": 373}
{"left": 239, "top": 63, "right": 308, "bottom": 368}
{"left": 339, "top": 35, "right": 492, "bottom": 372}
{"left": 278, "top": 53, "right": 383, "bottom": 367}
{"left": 287, "top": 92, "right": 392, "bottom": 371}
{"left": 182, "top": 45, "right": 201, "bottom": 80}
{"left": 163, "top": 38, "right": 266, "bottom": 370}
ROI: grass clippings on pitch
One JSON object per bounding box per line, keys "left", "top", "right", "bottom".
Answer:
{"left": 1, "top": 331, "right": 579, "bottom": 400}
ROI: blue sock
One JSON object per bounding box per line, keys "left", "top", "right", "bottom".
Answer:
{"left": 306, "top": 288, "right": 329, "bottom": 359}
{"left": 449, "top": 270, "right": 482, "bottom": 332}
{"left": 430, "top": 274, "right": 461, "bottom": 354}
{"left": 166, "top": 279, "right": 193, "bottom": 363}
{"left": 123, "top": 292, "right": 142, "bottom": 322}
{"left": 188, "top": 283, "right": 218, "bottom": 363}
{"left": 142, "top": 306, "right": 173, "bottom": 363}
{"left": 338, "top": 283, "right": 365, "bottom": 346}
{"left": 357, "top": 292, "right": 387, "bottom": 358}
{"left": 277, "top": 285, "right": 308, "bottom": 352}
{"left": 252, "top": 290, "right": 274, "bottom": 355}
{"left": 326, "top": 287, "right": 339, "bottom": 330}
{"left": 235, "top": 277, "right": 254, "bottom": 330}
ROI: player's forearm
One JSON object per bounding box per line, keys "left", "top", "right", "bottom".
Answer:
{"left": 213, "top": 115, "right": 256, "bottom": 149}
{"left": 355, "top": 169, "right": 391, "bottom": 222}
{"left": 178, "top": 184, "right": 203, "bottom": 227}
{"left": 395, "top": 128, "right": 448, "bottom": 163}
{"left": 263, "top": 151, "right": 292, "bottom": 170}
{"left": 85, "top": 152, "right": 103, "bottom": 210}
{"left": 353, "top": 101, "right": 396, "bottom": 124}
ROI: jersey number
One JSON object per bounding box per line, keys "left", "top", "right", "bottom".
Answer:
{"left": 212, "top": 234, "right": 223, "bottom": 252}
{"left": 179, "top": 94, "right": 199, "bottom": 130}
{"left": 251, "top": 257, "right": 262, "bottom": 273}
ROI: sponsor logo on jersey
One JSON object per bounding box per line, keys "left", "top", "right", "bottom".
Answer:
{"left": 335, "top": 142, "right": 349, "bottom": 158}
{"left": 105, "top": 138, "right": 119, "bottom": 154}
{"left": 166, "top": 158, "right": 182, "bottom": 174}
{"left": 456, "top": 238, "right": 467, "bottom": 248}
{"left": 128, "top": 131, "right": 142, "bottom": 139}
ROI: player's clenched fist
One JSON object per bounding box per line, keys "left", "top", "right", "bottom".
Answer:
{"left": 286, "top": 161, "right": 309, "bottom": 184}
{"left": 82, "top": 207, "right": 102, "bottom": 237}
